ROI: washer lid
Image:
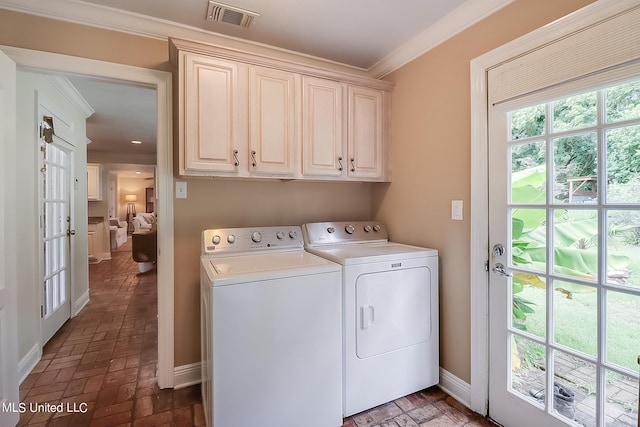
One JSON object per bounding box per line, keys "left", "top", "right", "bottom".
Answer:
{"left": 306, "top": 242, "right": 438, "bottom": 265}
{"left": 204, "top": 251, "right": 340, "bottom": 286}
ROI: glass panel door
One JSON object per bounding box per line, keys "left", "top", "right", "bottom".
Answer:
{"left": 41, "top": 138, "right": 72, "bottom": 344}
{"left": 489, "top": 78, "right": 640, "bottom": 426}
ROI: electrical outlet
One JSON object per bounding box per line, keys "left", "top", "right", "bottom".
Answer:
{"left": 176, "top": 181, "right": 187, "bottom": 199}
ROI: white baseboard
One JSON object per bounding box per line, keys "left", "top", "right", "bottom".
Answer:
{"left": 18, "top": 343, "right": 42, "bottom": 385}
{"left": 439, "top": 367, "right": 472, "bottom": 409}
{"left": 72, "top": 289, "right": 90, "bottom": 317}
{"left": 171, "top": 362, "right": 471, "bottom": 409}
{"left": 173, "top": 362, "right": 202, "bottom": 389}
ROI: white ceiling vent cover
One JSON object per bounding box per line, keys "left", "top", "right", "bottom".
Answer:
{"left": 206, "top": 1, "right": 259, "bottom": 28}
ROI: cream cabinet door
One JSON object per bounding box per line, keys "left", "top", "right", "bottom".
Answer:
{"left": 249, "top": 66, "right": 298, "bottom": 176}
{"left": 347, "top": 85, "right": 385, "bottom": 180}
{"left": 181, "top": 54, "right": 247, "bottom": 175}
{"left": 87, "top": 163, "right": 102, "bottom": 201}
{"left": 302, "top": 76, "right": 345, "bottom": 177}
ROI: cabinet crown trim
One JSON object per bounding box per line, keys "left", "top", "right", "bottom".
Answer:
{"left": 169, "top": 37, "right": 394, "bottom": 92}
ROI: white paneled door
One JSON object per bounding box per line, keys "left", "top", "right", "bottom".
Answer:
{"left": 39, "top": 104, "right": 73, "bottom": 345}
{"left": 0, "top": 49, "right": 20, "bottom": 427}
{"left": 488, "top": 76, "right": 640, "bottom": 427}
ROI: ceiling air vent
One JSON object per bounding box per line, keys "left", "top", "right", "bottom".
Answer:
{"left": 206, "top": 1, "right": 259, "bottom": 28}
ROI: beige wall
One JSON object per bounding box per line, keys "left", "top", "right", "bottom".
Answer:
{"left": 372, "top": 0, "right": 596, "bottom": 383}
{"left": 174, "top": 179, "right": 371, "bottom": 364}
{"left": 2, "top": 0, "right": 598, "bottom": 383}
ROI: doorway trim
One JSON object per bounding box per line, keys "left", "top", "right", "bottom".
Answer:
{"left": 2, "top": 45, "right": 175, "bottom": 388}
{"left": 468, "top": 0, "right": 638, "bottom": 416}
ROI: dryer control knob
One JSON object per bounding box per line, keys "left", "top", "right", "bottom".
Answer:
{"left": 276, "top": 231, "right": 285, "bottom": 240}
{"left": 289, "top": 230, "right": 298, "bottom": 239}
{"left": 364, "top": 225, "right": 372, "bottom": 232}
{"left": 345, "top": 224, "right": 355, "bottom": 234}
{"left": 227, "top": 235, "right": 235, "bottom": 244}
{"left": 251, "top": 232, "right": 262, "bottom": 243}
{"left": 212, "top": 235, "right": 221, "bottom": 245}
{"left": 373, "top": 224, "right": 382, "bottom": 232}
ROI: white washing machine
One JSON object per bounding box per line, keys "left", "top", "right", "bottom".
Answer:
{"left": 302, "top": 221, "right": 439, "bottom": 417}
{"left": 200, "top": 226, "right": 343, "bottom": 427}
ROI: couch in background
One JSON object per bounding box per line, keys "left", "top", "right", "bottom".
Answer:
{"left": 109, "top": 218, "right": 127, "bottom": 250}
{"left": 132, "top": 212, "right": 155, "bottom": 232}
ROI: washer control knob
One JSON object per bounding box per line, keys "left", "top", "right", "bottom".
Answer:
{"left": 345, "top": 224, "right": 355, "bottom": 234}
{"left": 373, "top": 224, "right": 382, "bottom": 232}
{"left": 364, "top": 225, "right": 372, "bottom": 232}
{"left": 289, "top": 230, "right": 298, "bottom": 239}
{"left": 227, "top": 234, "right": 235, "bottom": 244}
{"left": 212, "top": 235, "right": 221, "bottom": 245}
{"left": 327, "top": 227, "right": 335, "bottom": 233}
{"left": 251, "top": 231, "right": 262, "bottom": 243}
{"left": 276, "top": 231, "right": 285, "bottom": 240}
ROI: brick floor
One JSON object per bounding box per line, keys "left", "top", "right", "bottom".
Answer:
{"left": 18, "top": 238, "right": 493, "bottom": 427}
{"left": 18, "top": 238, "right": 204, "bottom": 427}
{"left": 342, "top": 387, "right": 497, "bottom": 427}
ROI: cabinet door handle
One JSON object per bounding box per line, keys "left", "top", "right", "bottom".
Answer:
{"left": 338, "top": 156, "right": 343, "bottom": 171}
{"left": 350, "top": 158, "right": 355, "bottom": 172}
{"left": 251, "top": 150, "right": 257, "bottom": 168}
{"left": 233, "top": 150, "right": 239, "bottom": 167}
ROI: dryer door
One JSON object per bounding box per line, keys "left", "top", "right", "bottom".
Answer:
{"left": 355, "top": 267, "right": 432, "bottom": 358}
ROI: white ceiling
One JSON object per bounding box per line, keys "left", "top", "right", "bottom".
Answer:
{"left": 78, "top": 0, "right": 472, "bottom": 69}
{"left": 1, "top": 0, "right": 513, "bottom": 169}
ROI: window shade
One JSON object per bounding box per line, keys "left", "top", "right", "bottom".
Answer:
{"left": 488, "top": 4, "right": 640, "bottom": 107}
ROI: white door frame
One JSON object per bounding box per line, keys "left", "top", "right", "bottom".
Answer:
{"left": 469, "top": 0, "right": 640, "bottom": 416}
{"left": 1, "top": 45, "right": 175, "bottom": 388}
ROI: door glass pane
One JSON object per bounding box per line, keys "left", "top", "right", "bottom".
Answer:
{"left": 511, "top": 335, "right": 546, "bottom": 407}
{"left": 606, "top": 290, "right": 640, "bottom": 371}
{"left": 511, "top": 142, "right": 546, "bottom": 204}
{"left": 605, "top": 80, "right": 640, "bottom": 123}
{"left": 607, "top": 210, "right": 640, "bottom": 289}
{"left": 510, "top": 104, "right": 546, "bottom": 140}
{"left": 512, "top": 208, "right": 546, "bottom": 272}
{"left": 605, "top": 370, "right": 639, "bottom": 427}
{"left": 606, "top": 125, "right": 640, "bottom": 204}
{"left": 553, "top": 209, "right": 598, "bottom": 280}
{"left": 553, "top": 91, "right": 597, "bottom": 132}
{"left": 554, "top": 351, "right": 596, "bottom": 426}
{"left": 553, "top": 132, "right": 597, "bottom": 204}
{"left": 513, "top": 278, "right": 545, "bottom": 339}
{"left": 553, "top": 280, "right": 597, "bottom": 357}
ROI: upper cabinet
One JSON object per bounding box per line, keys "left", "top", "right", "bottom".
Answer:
{"left": 249, "top": 66, "right": 298, "bottom": 177}
{"left": 170, "top": 38, "right": 393, "bottom": 182}
{"left": 302, "top": 76, "right": 344, "bottom": 177}
{"left": 347, "top": 85, "right": 385, "bottom": 180}
{"left": 178, "top": 54, "right": 247, "bottom": 175}
{"left": 87, "top": 163, "right": 102, "bottom": 201}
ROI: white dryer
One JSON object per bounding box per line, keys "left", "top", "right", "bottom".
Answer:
{"left": 200, "top": 226, "right": 342, "bottom": 427}
{"left": 303, "top": 221, "right": 439, "bottom": 417}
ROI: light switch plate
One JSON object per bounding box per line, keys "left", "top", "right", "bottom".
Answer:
{"left": 451, "top": 200, "right": 463, "bottom": 221}
{"left": 176, "top": 181, "right": 187, "bottom": 199}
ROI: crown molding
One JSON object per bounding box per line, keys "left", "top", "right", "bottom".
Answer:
{"left": 0, "top": 0, "right": 514, "bottom": 79}
{"left": 45, "top": 75, "right": 95, "bottom": 118}
{"left": 368, "top": 0, "right": 515, "bottom": 78}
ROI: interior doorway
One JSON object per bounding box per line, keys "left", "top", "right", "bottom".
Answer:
{"left": 2, "top": 45, "right": 175, "bottom": 389}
